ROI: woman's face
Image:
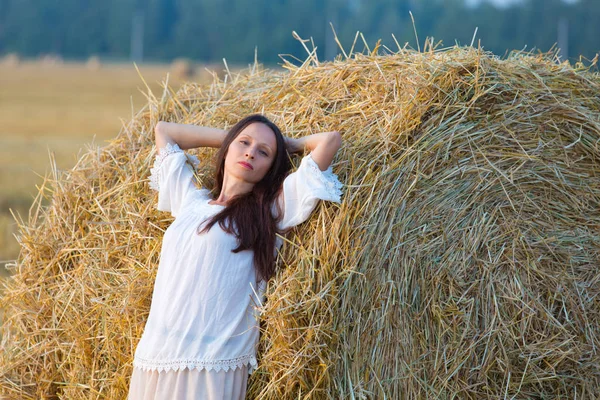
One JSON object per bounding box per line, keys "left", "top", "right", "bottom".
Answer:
{"left": 224, "top": 122, "right": 277, "bottom": 184}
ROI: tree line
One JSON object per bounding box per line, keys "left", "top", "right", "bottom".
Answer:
{"left": 0, "top": 0, "right": 597, "bottom": 65}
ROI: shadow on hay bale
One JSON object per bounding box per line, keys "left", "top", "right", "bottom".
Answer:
{"left": 1, "top": 42, "right": 600, "bottom": 399}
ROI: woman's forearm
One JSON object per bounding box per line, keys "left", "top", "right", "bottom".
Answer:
{"left": 155, "top": 121, "right": 227, "bottom": 150}
{"left": 288, "top": 131, "right": 342, "bottom": 171}
{"left": 291, "top": 131, "right": 340, "bottom": 152}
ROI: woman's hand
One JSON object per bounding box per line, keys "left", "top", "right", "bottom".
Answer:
{"left": 284, "top": 136, "right": 303, "bottom": 154}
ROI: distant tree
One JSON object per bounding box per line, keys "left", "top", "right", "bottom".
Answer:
{"left": 0, "top": 0, "right": 8, "bottom": 53}
{"left": 145, "top": 0, "right": 178, "bottom": 60}
{"left": 105, "top": 0, "right": 136, "bottom": 58}
{"left": 62, "top": 0, "right": 110, "bottom": 58}
{"left": 2, "top": 0, "right": 51, "bottom": 56}
{"left": 0, "top": 0, "right": 597, "bottom": 64}
{"left": 570, "top": 0, "right": 600, "bottom": 61}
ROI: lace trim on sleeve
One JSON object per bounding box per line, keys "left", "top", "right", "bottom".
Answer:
{"left": 305, "top": 154, "right": 343, "bottom": 203}
{"left": 148, "top": 142, "right": 184, "bottom": 192}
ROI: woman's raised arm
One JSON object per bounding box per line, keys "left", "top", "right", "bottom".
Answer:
{"left": 155, "top": 121, "right": 227, "bottom": 151}
{"left": 285, "top": 131, "right": 342, "bottom": 171}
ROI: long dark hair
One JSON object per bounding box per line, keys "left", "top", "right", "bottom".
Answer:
{"left": 197, "top": 114, "right": 292, "bottom": 282}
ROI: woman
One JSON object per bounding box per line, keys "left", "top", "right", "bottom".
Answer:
{"left": 128, "top": 114, "right": 343, "bottom": 399}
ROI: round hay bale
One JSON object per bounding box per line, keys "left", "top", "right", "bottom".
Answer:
{"left": 39, "top": 53, "right": 64, "bottom": 67}
{"left": 170, "top": 57, "right": 195, "bottom": 79}
{"left": 1, "top": 52, "right": 20, "bottom": 67}
{"left": 1, "top": 45, "right": 600, "bottom": 399}
{"left": 86, "top": 55, "right": 101, "bottom": 71}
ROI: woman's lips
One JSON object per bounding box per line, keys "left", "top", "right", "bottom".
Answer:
{"left": 238, "top": 161, "right": 254, "bottom": 170}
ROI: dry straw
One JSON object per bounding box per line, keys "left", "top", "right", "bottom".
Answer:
{"left": 1, "top": 35, "right": 600, "bottom": 399}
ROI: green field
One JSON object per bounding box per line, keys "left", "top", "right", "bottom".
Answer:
{"left": 0, "top": 60, "right": 207, "bottom": 276}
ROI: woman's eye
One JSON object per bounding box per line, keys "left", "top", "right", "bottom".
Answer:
{"left": 240, "top": 140, "right": 248, "bottom": 145}
{"left": 260, "top": 150, "right": 268, "bottom": 156}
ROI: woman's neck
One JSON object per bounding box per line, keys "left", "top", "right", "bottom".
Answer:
{"left": 213, "top": 175, "right": 254, "bottom": 204}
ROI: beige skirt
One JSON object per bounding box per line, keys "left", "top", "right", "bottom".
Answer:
{"left": 127, "top": 365, "right": 249, "bottom": 400}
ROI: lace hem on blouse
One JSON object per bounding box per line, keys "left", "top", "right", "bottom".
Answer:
{"left": 305, "top": 154, "right": 343, "bottom": 202}
{"left": 148, "top": 142, "right": 200, "bottom": 192}
{"left": 133, "top": 354, "right": 258, "bottom": 374}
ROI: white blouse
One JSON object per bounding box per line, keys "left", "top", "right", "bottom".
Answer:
{"left": 132, "top": 142, "right": 343, "bottom": 374}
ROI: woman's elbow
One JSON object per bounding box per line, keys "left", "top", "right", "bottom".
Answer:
{"left": 155, "top": 121, "right": 175, "bottom": 144}
{"left": 154, "top": 121, "right": 176, "bottom": 149}
{"left": 155, "top": 121, "right": 166, "bottom": 137}
{"left": 330, "top": 130, "right": 342, "bottom": 151}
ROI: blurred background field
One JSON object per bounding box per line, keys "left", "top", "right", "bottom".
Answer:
{"left": 0, "top": 60, "right": 217, "bottom": 277}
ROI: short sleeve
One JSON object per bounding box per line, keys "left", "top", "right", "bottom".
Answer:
{"left": 275, "top": 152, "right": 343, "bottom": 231}
{"left": 148, "top": 142, "right": 200, "bottom": 218}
